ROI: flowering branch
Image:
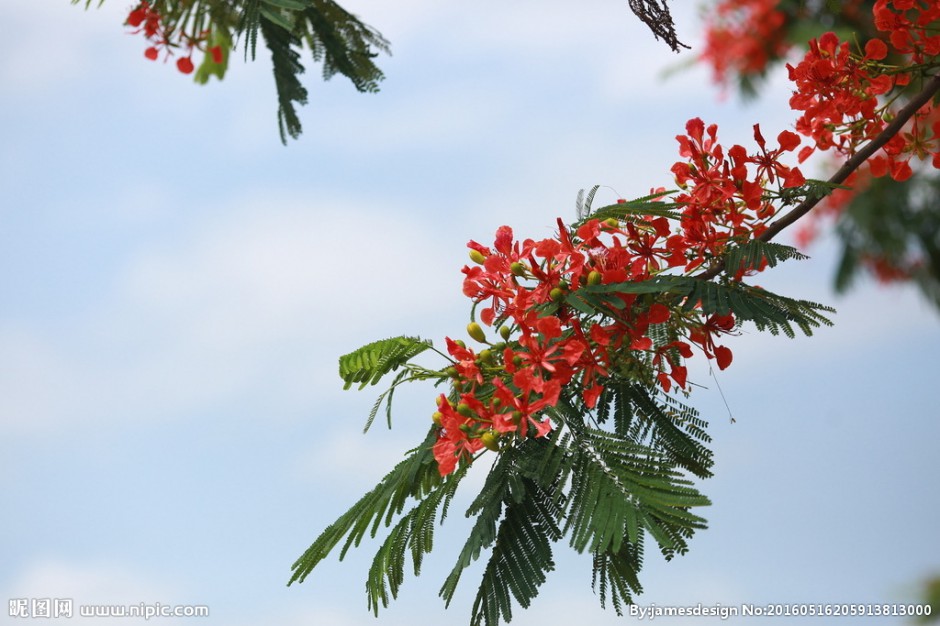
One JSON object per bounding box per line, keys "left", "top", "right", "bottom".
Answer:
{"left": 289, "top": 3, "right": 940, "bottom": 625}
{"left": 761, "top": 73, "right": 940, "bottom": 244}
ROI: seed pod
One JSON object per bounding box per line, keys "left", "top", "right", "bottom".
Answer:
{"left": 480, "top": 430, "right": 500, "bottom": 451}
{"left": 469, "top": 249, "right": 486, "bottom": 264}
{"left": 467, "top": 322, "right": 486, "bottom": 343}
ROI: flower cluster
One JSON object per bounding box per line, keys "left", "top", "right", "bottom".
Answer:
{"left": 874, "top": 0, "right": 940, "bottom": 64}
{"left": 788, "top": 1, "right": 940, "bottom": 182}
{"left": 126, "top": 2, "right": 224, "bottom": 75}
{"left": 699, "top": 0, "right": 790, "bottom": 88}
{"left": 430, "top": 117, "right": 808, "bottom": 475}
{"left": 672, "top": 118, "right": 804, "bottom": 269}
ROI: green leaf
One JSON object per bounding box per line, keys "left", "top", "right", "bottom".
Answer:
{"left": 722, "top": 239, "right": 808, "bottom": 277}
{"left": 260, "top": 4, "right": 296, "bottom": 31}
{"left": 262, "top": 0, "right": 311, "bottom": 10}
{"left": 288, "top": 429, "right": 444, "bottom": 586}
{"left": 338, "top": 336, "right": 432, "bottom": 390}
{"left": 194, "top": 28, "right": 232, "bottom": 84}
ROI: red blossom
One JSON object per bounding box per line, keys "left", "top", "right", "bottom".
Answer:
{"left": 176, "top": 56, "right": 195, "bottom": 74}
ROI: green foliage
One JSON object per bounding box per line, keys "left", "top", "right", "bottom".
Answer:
{"left": 579, "top": 274, "right": 834, "bottom": 337}
{"left": 338, "top": 335, "right": 432, "bottom": 390}
{"left": 194, "top": 28, "right": 232, "bottom": 84}
{"left": 833, "top": 173, "right": 940, "bottom": 309}
{"left": 237, "top": 0, "right": 389, "bottom": 142}
{"left": 575, "top": 185, "right": 679, "bottom": 221}
{"left": 258, "top": 12, "right": 309, "bottom": 142}
{"left": 77, "top": 0, "right": 389, "bottom": 143}
{"left": 916, "top": 574, "right": 940, "bottom": 623}
{"left": 292, "top": 392, "right": 711, "bottom": 626}
{"left": 288, "top": 428, "right": 446, "bottom": 586}
{"left": 722, "top": 239, "right": 808, "bottom": 275}
{"left": 594, "top": 382, "right": 713, "bottom": 479}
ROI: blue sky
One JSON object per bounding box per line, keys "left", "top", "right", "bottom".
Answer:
{"left": 1, "top": 1, "right": 938, "bottom": 625}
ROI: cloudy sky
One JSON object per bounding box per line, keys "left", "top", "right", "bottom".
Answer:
{"left": 1, "top": 1, "right": 938, "bottom": 625}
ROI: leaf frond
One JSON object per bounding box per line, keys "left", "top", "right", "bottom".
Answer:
{"left": 339, "top": 336, "right": 433, "bottom": 390}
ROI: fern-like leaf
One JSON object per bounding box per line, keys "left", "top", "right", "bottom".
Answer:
{"left": 338, "top": 335, "right": 432, "bottom": 390}
{"left": 288, "top": 429, "right": 445, "bottom": 586}
{"left": 259, "top": 12, "right": 309, "bottom": 143}
{"left": 365, "top": 467, "right": 462, "bottom": 614}
{"left": 584, "top": 276, "right": 834, "bottom": 337}
{"left": 595, "top": 382, "right": 713, "bottom": 479}
{"left": 723, "top": 239, "right": 809, "bottom": 276}
{"left": 468, "top": 476, "right": 563, "bottom": 626}
{"left": 592, "top": 539, "right": 645, "bottom": 614}
{"left": 561, "top": 421, "right": 709, "bottom": 560}
{"left": 302, "top": 0, "right": 390, "bottom": 92}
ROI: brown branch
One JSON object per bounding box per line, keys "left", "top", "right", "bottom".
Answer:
{"left": 699, "top": 73, "right": 940, "bottom": 280}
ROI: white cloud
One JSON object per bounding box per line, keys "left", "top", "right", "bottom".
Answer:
{"left": 0, "top": 193, "right": 467, "bottom": 437}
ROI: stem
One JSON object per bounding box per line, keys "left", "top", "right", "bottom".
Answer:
{"left": 700, "top": 73, "right": 940, "bottom": 280}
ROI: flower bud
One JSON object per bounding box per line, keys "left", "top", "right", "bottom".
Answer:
{"left": 467, "top": 322, "right": 486, "bottom": 343}
{"left": 604, "top": 218, "right": 619, "bottom": 228}
{"left": 469, "top": 249, "right": 486, "bottom": 264}
{"left": 478, "top": 349, "right": 494, "bottom": 364}
{"left": 587, "top": 270, "right": 602, "bottom": 285}
{"left": 550, "top": 287, "right": 565, "bottom": 301}
{"left": 456, "top": 403, "right": 473, "bottom": 417}
{"left": 432, "top": 411, "right": 443, "bottom": 426}
{"left": 510, "top": 262, "right": 527, "bottom": 277}
{"left": 480, "top": 430, "right": 500, "bottom": 451}
{"left": 499, "top": 325, "right": 511, "bottom": 340}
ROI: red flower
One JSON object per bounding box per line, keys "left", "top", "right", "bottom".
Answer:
{"left": 177, "top": 57, "right": 195, "bottom": 74}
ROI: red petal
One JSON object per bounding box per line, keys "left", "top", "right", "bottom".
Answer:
{"left": 648, "top": 303, "right": 670, "bottom": 324}
{"left": 777, "top": 130, "right": 801, "bottom": 152}
{"left": 714, "top": 345, "right": 733, "bottom": 370}
{"left": 864, "top": 39, "right": 888, "bottom": 60}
